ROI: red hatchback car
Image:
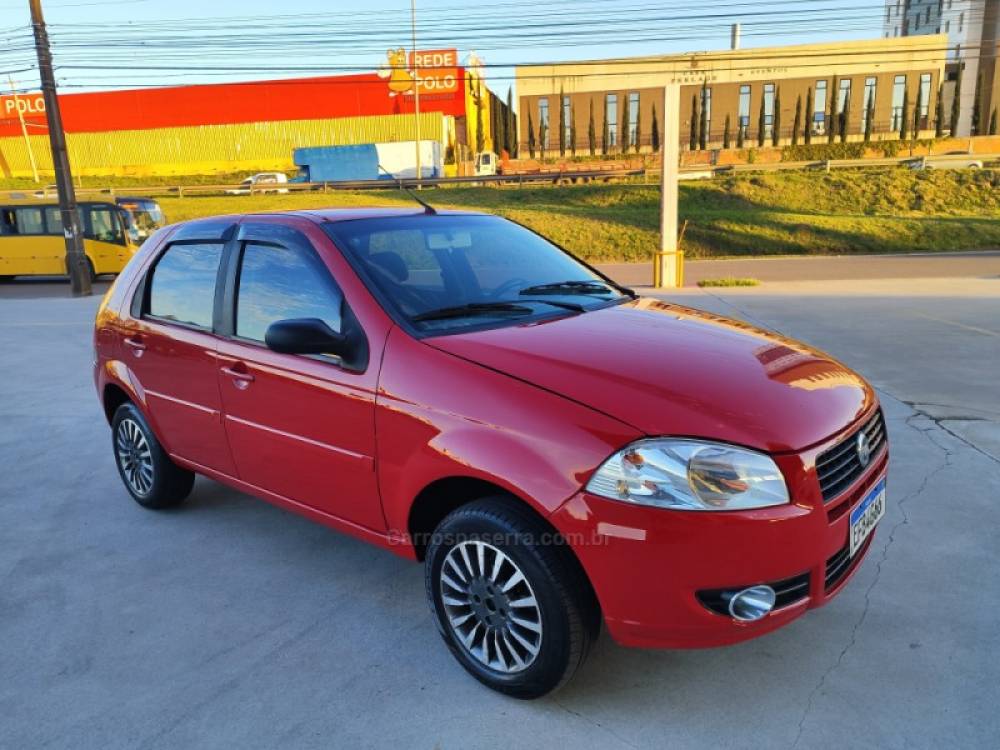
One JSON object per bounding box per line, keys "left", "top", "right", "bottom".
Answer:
{"left": 94, "top": 208, "right": 888, "bottom": 698}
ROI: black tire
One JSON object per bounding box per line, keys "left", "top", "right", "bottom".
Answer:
{"left": 0, "top": 275, "right": 14, "bottom": 283}
{"left": 111, "top": 402, "right": 195, "bottom": 509}
{"left": 425, "top": 496, "right": 598, "bottom": 699}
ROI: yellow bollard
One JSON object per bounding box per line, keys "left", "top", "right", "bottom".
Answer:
{"left": 653, "top": 250, "right": 685, "bottom": 289}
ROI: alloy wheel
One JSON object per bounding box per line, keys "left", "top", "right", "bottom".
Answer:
{"left": 439, "top": 540, "right": 543, "bottom": 674}
{"left": 116, "top": 418, "right": 154, "bottom": 496}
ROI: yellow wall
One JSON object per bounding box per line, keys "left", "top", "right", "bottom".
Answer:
{"left": 0, "top": 112, "right": 447, "bottom": 178}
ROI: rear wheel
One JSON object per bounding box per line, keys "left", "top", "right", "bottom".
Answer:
{"left": 425, "top": 496, "right": 598, "bottom": 699}
{"left": 111, "top": 402, "right": 194, "bottom": 509}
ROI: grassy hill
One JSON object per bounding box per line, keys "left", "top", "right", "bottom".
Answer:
{"left": 8, "top": 168, "right": 1000, "bottom": 262}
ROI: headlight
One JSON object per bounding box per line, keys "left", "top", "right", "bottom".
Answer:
{"left": 585, "top": 439, "right": 789, "bottom": 511}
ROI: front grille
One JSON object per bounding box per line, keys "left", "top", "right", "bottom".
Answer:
{"left": 825, "top": 535, "right": 873, "bottom": 591}
{"left": 816, "top": 410, "right": 886, "bottom": 502}
{"left": 697, "top": 571, "right": 811, "bottom": 617}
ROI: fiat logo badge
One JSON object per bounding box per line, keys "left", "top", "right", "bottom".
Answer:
{"left": 856, "top": 432, "right": 872, "bottom": 468}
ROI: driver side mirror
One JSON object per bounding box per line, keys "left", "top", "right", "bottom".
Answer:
{"left": 265, "top": 318, "right": 350, "bottom": 358}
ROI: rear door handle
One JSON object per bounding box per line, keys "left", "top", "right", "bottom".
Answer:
{"left": 123, "top": 336, "right": 146, "bottom": 355}
{"left": 221, "top": 364, "right": 255, "bottom": 389}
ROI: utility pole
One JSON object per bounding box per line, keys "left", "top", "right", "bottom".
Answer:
{"left": 655, "top": 83, "right": 682, "bottom": 288}
{"left": 8, "top": 76, "right": 39, "bottom": 183}
{"left": 411, "top": 0, "right": 422, "bottom": 188}
{"left": 29, "top": 0, "right": 90, "bottom": 296}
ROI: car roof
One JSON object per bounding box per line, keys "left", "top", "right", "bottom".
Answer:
{"left": 164, "top": 207, "right": 488, "bottom": 237}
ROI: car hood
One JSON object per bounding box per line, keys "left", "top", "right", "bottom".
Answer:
{"left": 425, "top": 298, "right": 875, "bottom": 453}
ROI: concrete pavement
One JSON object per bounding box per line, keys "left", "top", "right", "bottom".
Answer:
{"left": 1, "top": 276, "right": 998, "bottom": 749}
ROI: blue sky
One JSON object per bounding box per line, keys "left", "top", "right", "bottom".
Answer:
{"left": 0, "top": 0, "right": 886, "bottom": 98}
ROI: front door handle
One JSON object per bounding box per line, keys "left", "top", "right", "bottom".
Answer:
{"left": 221, "top": 364, "right": 255, "bottom": 389}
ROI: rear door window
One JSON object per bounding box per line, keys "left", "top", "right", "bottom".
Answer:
{"left": 147, "top": 243, "right": 223, "bottom": 329}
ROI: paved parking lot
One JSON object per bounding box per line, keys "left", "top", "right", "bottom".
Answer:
{"left": 1, "top": 275, "right": 998, "bottom": 749}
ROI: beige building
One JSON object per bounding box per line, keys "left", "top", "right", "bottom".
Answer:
{"left": 516, "top": 36, "right": 950, "bottom": 153}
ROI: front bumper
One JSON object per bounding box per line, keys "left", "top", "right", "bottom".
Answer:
{"left": 551, "top": 423, "right": 888, "bottom": 650}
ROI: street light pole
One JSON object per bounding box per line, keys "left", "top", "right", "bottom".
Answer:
{"left": 28, "top": 0, "right": 90, "bottom": 296}
{"left": 411, "top": 0, "right": 422, "bottom": 187}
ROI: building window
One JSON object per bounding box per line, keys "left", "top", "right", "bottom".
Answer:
{"left": 891, "top": 75, "right": 907, "bottom": 131}
{"left": 945, "top": 20, "right": 950, "bottom": 32}
{"left": 763, "top": 83, "right": 775, "bottom": 136}
{"left": 606, "top": 94, "right": 618, "bottom": 148}
{"left": 538, "top": 99, "right": 549, "bottom": 148}
{"left": 919, "top": 72, "right": 932, "bottom": 127}
{"left": 958, "top": 12, "right": 964, "bottom": 31}
{"left": 862, "top": 77, "right": 877, "bottom": 132}
{"left": 562, "top": 95, "right": 572, "bottom": 148}
{"left": 813, "top": 80, "right": 828, "bottom": 134}
{"left": 738, "top": 85, "right": 751, "bottom": 135}
{"left": 628, "top": 92, "right": 639, "bottom": 148}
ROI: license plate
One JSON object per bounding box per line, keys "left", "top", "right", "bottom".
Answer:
{"left": 849, "top": 477, "right": 886, "bottom": 556}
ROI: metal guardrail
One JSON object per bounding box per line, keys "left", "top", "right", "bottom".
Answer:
{"left": 2, "top": 153, "right": 997, "bottom": 201}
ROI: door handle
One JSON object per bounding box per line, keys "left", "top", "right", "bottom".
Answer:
{"left": 221, "top": 364, "right": 255, "bottom": 389}
{"left": 123, "top": 336, "right": 146, "bottom": 355}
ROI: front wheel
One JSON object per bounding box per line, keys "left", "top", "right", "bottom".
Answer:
{"left": 425, "top": 497, "right": 598, "bottom": 699}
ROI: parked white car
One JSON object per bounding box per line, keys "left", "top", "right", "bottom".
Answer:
{"left": 225, "top": 172, "right": 289, "bottom": 195}
{"left": 909, "top": 155, "right": 984, "bottom": 171}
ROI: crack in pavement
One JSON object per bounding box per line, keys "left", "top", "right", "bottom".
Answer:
{"left": 899, "top": 399, "right": 1000, "bottom": 466}
{"left": 789, "top": 406, "right": 955, "bottom": 749}
{"left": 553, "top": 699, "right": 640, "bottom": 750}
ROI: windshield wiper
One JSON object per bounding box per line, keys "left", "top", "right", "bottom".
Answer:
{"left": 519, "top": 280, "right": 619, "bottom": 297}
{"left": 412, "top": 302, "right": 535, "bottom": 323}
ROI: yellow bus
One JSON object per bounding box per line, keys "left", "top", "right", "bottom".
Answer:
{"left": 0, "top": 201, "right": 141, "bottom": 282}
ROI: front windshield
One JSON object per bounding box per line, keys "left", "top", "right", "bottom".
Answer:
{"left": 119, "top": 201, "right": 165, "bottom": 242}
{"left": 325, "top": 214, "right": 629, "bottom": 334}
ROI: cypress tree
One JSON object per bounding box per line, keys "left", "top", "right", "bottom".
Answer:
{"left": 737, "top": 114, "right": 745, "bottom": 148}
{"left": 476, "top": 86, "right": 485, "bottom": 154}
{"left": 772, "top": 87, "right": 782, "bottom": 147}
{"left": 698, "top": 82, "right": 708, "bottom": 150}
{"left": 651, "top": 103, "right": 661, "bottom": 152}
{"left": 690, "top": 94, "right": 699, "bottom": 151}
{"left": 633, "top": 96, "right": 641, "bottom": 153}
{"left": 828, "top": 76, "right": 838, "bottom": 143}
{"left": 570, "top": 103, "right": 577, "bottom": 157}
{"left": 602, "top": 96, "right": 609, "bottom": 156}
{"left": 935, "top": 84, "right": 945, "bottom": 138}
{"left": 839, "top": 87, "right": 849, "bottom": 144}
{"left": 621, "top": 93, "right": 631, "bottom": 153}
{"left": 558, "top": 86, "right": 566, "bottom": 157}
{"left": 990, "top": 108, "right": 998, "bottom": 136}
{"left": 528, "top": 110, "right": 536, "bottom": 159}
{"left": 723, "top": 114, "right": 732, "bottom": 149}
{"left": 757, "top": 92, "right": 766, "bottom": 147}
{"left": 504, "top": 88, "right": 513, "bottom": 156}
{"left": 864, "top": 88, "right": 875, "bottom": 142}
{"left": 899, "top": 86, "right": 910, "bottom": 140}
{"left": 971, "top": 73, "right": 983, "bottom": 135}
{"left": 792, "top": 94, "right": 802, "bottom": 146}
{"left": 950, "top": 67, "right": 963, "bottom": 135}
{"left": 804, "top": 86, "right": 813, "bottom": 145}
{"left": 912, "top": 82, "right": 924, "bottom": 139}
{"left": 588, "top": 99, "right": 596, "bottom": 156}
{"left": 538, "top": 119, "right": 547, "bottom": 160}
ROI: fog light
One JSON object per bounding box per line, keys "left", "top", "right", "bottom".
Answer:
{"left": 727, "top": 585, "right": 776, "bottom": 622}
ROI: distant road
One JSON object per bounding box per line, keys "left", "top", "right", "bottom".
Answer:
{"left": 597, "top": 250, "right": 1000, "bottom": 287}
